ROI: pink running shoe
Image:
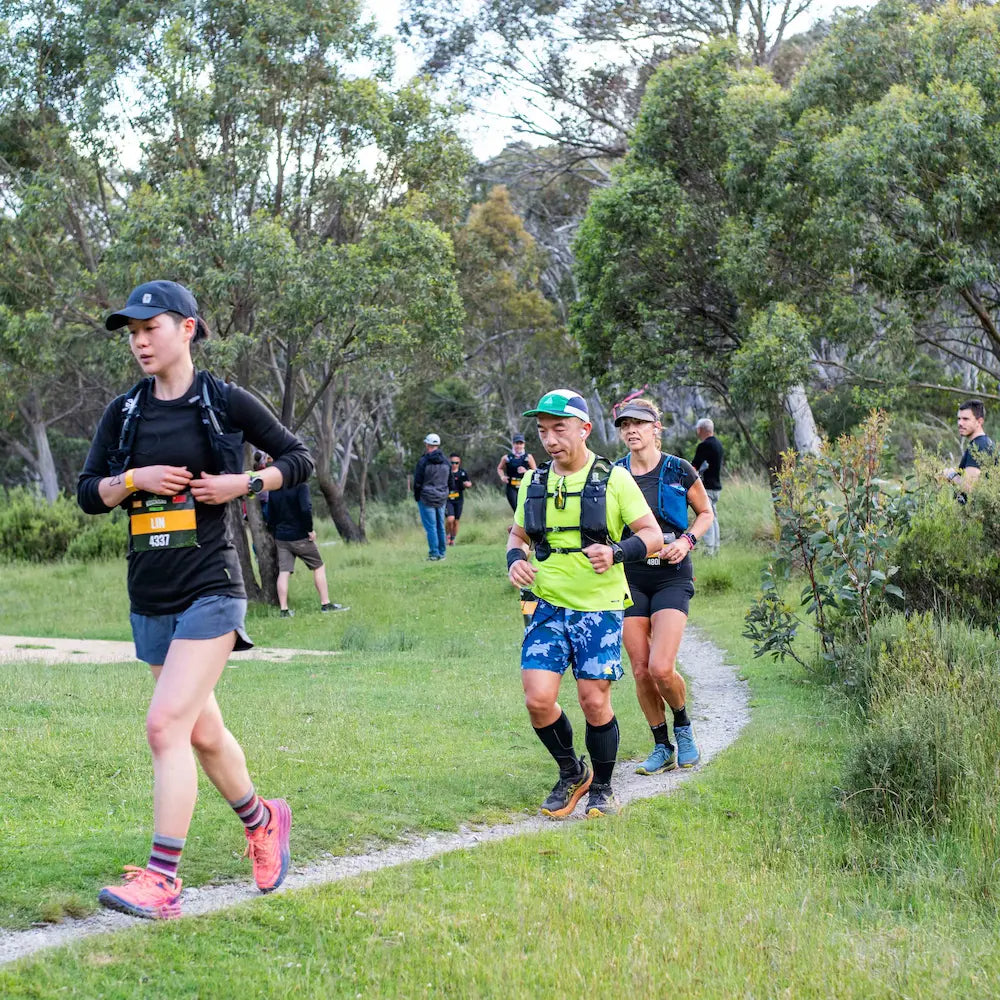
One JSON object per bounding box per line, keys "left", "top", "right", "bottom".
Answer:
{"left": 98, "top": 866, "right": 182, "bottom": 920}
{"left": 244, "top": 797, "right": 292, "bottom": 892}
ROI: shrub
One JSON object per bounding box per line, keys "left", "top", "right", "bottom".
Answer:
{"left": 0, "top": 488, "right": 86, "bottom": 561}
{"left": 894, "top": 472, "right": 1000, "bottom": 629}
{"left": 842, "top": 693, "right": 961, "bottom": 827}
{"left": 65, "top": 510, "right": 129, "bottom": 561}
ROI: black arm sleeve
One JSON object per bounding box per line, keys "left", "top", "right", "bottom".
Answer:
{"left": 227, "top": 386, "right": 314, "bottom": 488}
{"left": 76, "top": 395, "right": 128, "bottom": 514}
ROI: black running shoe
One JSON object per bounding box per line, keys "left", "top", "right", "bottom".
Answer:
{"left": 321, "top": 603, "right": 349, "bottom": 612}
{"left": 540, "top": 757, "right": 592, "bottom": 819}
{"left": 585, "top": 782, "right": 619, "bottom": 818}
{"left": 280, "top": 609, "right": 293, "bottom": 618}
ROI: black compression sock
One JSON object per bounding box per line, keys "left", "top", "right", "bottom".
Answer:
{"left": 651, "top": 722, "right": 673, "bottom": 748}
{"left": 672, "top": 705, "right": 691, "bottom": 728}
{"left": 586, "top": 716, "right": 619, "bottom": 786}
{"left": 534, "top": 711, "right": 579, "bottom": 775}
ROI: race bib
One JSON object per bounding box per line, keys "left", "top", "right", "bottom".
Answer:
{"left": 130, "top": 492, "right": 198, "bottom": 552}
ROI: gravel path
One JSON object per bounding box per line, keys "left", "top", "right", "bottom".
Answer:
{"left": 0, "top": 626, "right": 748, "bottom": 967}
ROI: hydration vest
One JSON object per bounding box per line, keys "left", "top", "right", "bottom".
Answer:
{"left": 615, "top": 452, "right": 690, "bottom": 533}
{"left": 522, "top": 456, "right": 614, "bottom": 561}
{"left": 107, "top": 370, "right": 243, "bottom": 477}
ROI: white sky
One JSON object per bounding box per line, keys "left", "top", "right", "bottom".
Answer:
{"left": 368, "top": 0, "right": 860, "bottom": 161}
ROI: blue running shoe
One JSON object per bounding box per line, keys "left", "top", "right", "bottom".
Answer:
{"left": 635, "top": 742, "right": 677, "bottom": 775}
{"left": 674, "top": 725, "right": 700, "bottom": 768}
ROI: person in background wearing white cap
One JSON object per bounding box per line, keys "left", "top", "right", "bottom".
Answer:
{"left": 497, "top": 432, "right": 537, "bottom": 511}
{"left": 77, "top": 280, "right": 313, "bottom": 919}
{"left": 506, "top": 389, "right": 662, "bottom": 818}
{"left": 413, "top": 433, "right": 451, "bottom": 560}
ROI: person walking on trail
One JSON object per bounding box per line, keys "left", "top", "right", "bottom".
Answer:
{"left": 414, "top": 433, "right": 451, "bottom": 560}
{"left": 265, "top": 481, "right": 348, "bottom": 616}
{"left": 77, "top": 280, "right": 314, "bottom": 920}
{"left": 615, "top": 399, "right": 714, "bottom": 774}
{"left": 445, "top": 453, "right": 472, "bottom": 546}
{"left": 943, "top": 398, "right": 997, "bottom": 493}
{"left": 497, "top": 433, "right": 537, "bottom": 512}
{"left": 692, "top": 417, "right": 723, "bottom": 555}
{"left": 506, "top": 389, "right": 661, "bottom": 819}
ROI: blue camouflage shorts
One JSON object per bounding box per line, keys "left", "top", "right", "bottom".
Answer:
{"left": 521, "top": 598, "right": 624, "bottom": 681}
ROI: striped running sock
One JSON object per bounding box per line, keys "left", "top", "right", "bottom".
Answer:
{"left": 230, "top": 788, "right": 270, "bottom": 832}
{"left": 148, "top": 833, "right": 185, "bottom": 883}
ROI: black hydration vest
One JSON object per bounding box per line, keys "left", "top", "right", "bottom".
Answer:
{"left": 107, "top": 370, "right": 243, "bottom": 477}
{"left": 522, "top": 456, "right": 613, "bottom": 561}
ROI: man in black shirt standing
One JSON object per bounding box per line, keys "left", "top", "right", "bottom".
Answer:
{"left": 692, "top": 418, "right": 724, "bottom": 555}
{"left": 265, "top": 482, "right": 348, "bottom": 617}
{"left": 944, "top": 398, "right": 997, "bottom": 492}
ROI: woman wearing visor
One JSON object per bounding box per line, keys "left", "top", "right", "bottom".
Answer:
{"left": 614, "top": 399, "right": 714, "bottom": 773}
{"left": 78, "top": 280, "right": 313, "bottom": 919}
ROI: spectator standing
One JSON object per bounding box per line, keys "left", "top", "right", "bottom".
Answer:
{"left": 692, "top": 418, "right": 724, "bottom": 555}
{"left": 414, "top": 433, "right": 451, "bottom": 560}
{"left": 265, "top": 482, "right": 348, "bottom": 616}
{"left": 944, "top": 399, "right": 997, "bottom": 492}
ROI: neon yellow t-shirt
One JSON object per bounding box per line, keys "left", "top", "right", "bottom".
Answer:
{"left": 514, "top": 452, "right": 653, "bottom": 612}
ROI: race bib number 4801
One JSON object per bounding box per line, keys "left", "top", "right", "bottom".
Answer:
{"left": 129, "top": 492, "right": 198, "bottom": 552}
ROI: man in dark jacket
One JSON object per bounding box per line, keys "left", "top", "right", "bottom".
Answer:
{"left": 692, "top": 418, "right": 724, "bottom": 555}
{"left": 265, "top": 482, "right": 348, "bottom": 616}
{"left": 413, "top": 433, "right": 451, "bottom": 560}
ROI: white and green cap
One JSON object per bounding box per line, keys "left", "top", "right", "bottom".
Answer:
{"left": 523, "top": 389, "right": 589, "bottom": 421}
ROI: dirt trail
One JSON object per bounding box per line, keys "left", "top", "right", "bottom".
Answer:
{"left": 0, "top": 627, "right": 748, "bottom": 967}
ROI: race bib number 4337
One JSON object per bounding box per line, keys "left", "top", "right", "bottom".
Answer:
{"left": 129, "top": 492, "right": 198, "bottom": 552}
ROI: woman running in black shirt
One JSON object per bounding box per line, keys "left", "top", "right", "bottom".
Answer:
{"left": 78, "top": 281, "right": 313, "bottom": 919}
{"left": 614, "top": 399, "right": 714, "bottom": 773}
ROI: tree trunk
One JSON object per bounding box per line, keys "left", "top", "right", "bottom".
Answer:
{"left": 317, "top": 471, "right": 365, "bottom": 542}
{"left": 245, "top": 498, "right": 279, "bottom": 605}
{"left": 226, "top": 501, "right": 263, "bottom": 602}
{"left": 18, "top": 393, "right": 60, "bottom": 501}
{"left": 784, "top": 383, "right": 822, "bottom": 455}
{"left": 767, "top": 398, "right": 791, "bottom": 488}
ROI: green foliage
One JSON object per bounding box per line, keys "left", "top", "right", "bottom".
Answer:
{"left": 838, "top": 612, "right": 1000, "bottom": 887}
{"left": 894, "top": 466, "right": 1000, "bottom": 628}
{"left": 0, "top": 488, "right": 127, "bottom": 562}
{"left": 745, "top": 411, "right": 913, "bottom": 663}
{"left": 842, "top": 693, "right": 960, "bottom": 827}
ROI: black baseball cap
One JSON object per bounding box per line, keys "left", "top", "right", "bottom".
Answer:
{"left": 614, "top": 402, "right": 658, "bottom": 426}
{"left": 512, "top": 433, "right": 526, "bottom": 443}
{"left": 106, "top": 280, "right": 208, "bottom": 340}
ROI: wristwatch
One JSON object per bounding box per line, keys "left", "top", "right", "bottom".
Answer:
{"left": 248, "top": 474, "right": 265, "bottom": 496}
{"left": 610, "top": 541, "right": 625, "bottom": 564}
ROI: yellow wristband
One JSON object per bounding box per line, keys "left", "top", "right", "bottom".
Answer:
{"left": 124, "top": 469, "right": 136, "bottom": 492}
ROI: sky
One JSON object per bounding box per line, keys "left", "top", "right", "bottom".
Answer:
{"left": 368, "top": 0, "right": 859, "bottom": 162}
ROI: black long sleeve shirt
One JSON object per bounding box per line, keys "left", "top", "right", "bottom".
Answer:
{"left": 78, "top": 375, "right": 313, "bottom": 614}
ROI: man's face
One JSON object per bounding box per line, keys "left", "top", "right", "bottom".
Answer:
{"left": 957, "top": 408, "right": 983, "bottom": 439}
{"left": 450, "top": 457, "right": 461, "bottom": 470}
{"left": 536, "top": 415, "right": 589, "bottom": 463}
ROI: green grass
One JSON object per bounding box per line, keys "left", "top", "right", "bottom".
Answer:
{"left": 1, "top": 490, "right": 999, "bottom": 997}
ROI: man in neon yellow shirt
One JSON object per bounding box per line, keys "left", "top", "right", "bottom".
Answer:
{"left": 506, "top": 389, "right": 661, "bottom": 818}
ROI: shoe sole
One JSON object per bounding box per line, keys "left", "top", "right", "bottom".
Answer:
{"left": 98, "top": 888, "right": 181, "bottom": 920}
{"left": 678, "top": 757, "right": 700, "bottom": 768}
{"left": 635, "top": 759, "right": 678, "bottom": 775}
{"left": 257, "top": 798, "right": 292, "bottom": 892}
{"left": 540, "top": 768, "right": 593, "bottom": 819}
{"left": 585, "top": 804, "right": 619, "bottom": 819}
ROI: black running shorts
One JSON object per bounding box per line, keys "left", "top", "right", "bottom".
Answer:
{"left": 624, "top": 556, "right": 695, "bottom": 618}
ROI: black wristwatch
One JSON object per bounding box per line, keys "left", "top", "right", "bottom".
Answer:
{"left": 248, "top": 474, "right": 265, "bottom": 496}
{"left": 610, "top": 541, "right": 625, "bottom": 564}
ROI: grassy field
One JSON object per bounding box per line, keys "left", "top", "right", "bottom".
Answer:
{"left": 1, "top": 485, "right": 998, "bottom": 997}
